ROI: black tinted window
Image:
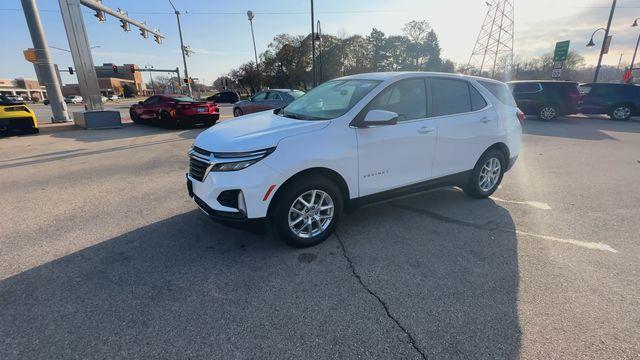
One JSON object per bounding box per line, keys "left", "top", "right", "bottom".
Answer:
{"left": 431, "top": 78, "right": 471, "bottom": 116}
{"left": 469, "top": 84, "right": 487, "bottom": 111}
{"left": 512, "top": 83, "right": 541, "bottom": 93}
{"left": 267, "top": 92, "right": 282, "bottom": 100}
{"left": 368, "top": 78, "right": 427, "bottom": 121}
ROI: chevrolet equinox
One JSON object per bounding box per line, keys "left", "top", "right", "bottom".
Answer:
{"left": 187, "top": 72, "right": 523, "bottom": 247}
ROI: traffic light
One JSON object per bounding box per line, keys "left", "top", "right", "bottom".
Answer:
{"left": 139, "top": 23, "right": 148, "bottom": 39}
{"left": 112, "top": 65, "right": 118, "bottom": 73}
{"left": 120, "top": 19, "right": 130, "bottom": 32}
{"left": 68, "top": 67, "right": 74, "bottom": 75}
{"left": 182, "top": 45, "right": 191, "bottom": 57}
{"left": 94, "top": 10, "right": 106, "bottom": 22}
{"left": 154, "top": 33, "right": 162, "bottom": 44}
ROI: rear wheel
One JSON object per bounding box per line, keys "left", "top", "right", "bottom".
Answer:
{"left": 233, "top": 108, "right": 243, "bottom": 117}
{"left": 610, "top": 104, "right": 632, "bottom": 121}
{"left": 271, "top": 176, "right": 342, "bottom": 248}
{"left": 463, "top": 149, "right": 506, "bottom": 199}
{"left": 161, "top": 111, "right": 179, "bottom": 129}
{"left": 538, "top": 105, "right": 558, "bottom": 121}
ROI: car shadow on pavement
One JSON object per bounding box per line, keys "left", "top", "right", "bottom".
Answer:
{"left": 0, "top": 190, "right": 521, "bottom": 359}
{"left": 337, "top": 188, "right": 522, "bottom": 359}
{"left": 523, "top": 115, "right": 640, "bottom": 141}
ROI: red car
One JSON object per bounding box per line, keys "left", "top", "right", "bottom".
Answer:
{"left": 129, "top": 94, "right": 219, "bottom": 128}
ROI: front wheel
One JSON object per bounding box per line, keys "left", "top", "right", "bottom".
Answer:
{"left": 610, "top": 105, "right": 632, "bottom": 121}
{"left": 129, "top": 109, "right": 140, "bottom": 123}
{"left": 271, "top": 176, "right": 342, "bottom": 248}
{"left": 463, "top": 149, "right": 506, "bottom": 199}
{"left": 233, "top": 108, "right": 243, "bottom": 117}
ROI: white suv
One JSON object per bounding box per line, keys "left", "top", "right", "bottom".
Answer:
{"left": 187, "top": 72, "right": 522, "bottom": 247}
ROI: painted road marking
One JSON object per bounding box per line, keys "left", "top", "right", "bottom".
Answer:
{"left": 490, "top": 196, "right": 552, "bottom": 210}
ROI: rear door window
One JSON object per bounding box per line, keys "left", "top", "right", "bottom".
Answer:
{"left": 252, "top": 92, "right": 267, "bottom": 101}
{"left": 267, "top": 92, "right": 282, "bottom": 100}
{"left": 430, "top": 78, "right": 472, "bottom": 116}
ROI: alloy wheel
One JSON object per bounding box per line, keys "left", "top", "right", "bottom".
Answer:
{"left": 288, "top": 190, "right": 334, "bottom": 239}
{"left": 478, "top": 157, "right": 501, "bottom": 192}
{"left": 613, "top": 106, "right": 631, "bottom": 120}
{"left": 540, "top": 107, "right": 556, "bottom": 120}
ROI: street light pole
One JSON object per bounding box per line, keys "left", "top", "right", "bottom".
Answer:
{"left": 315, "top": 20, "right": 323, "bottom": 84}
{"left": 593, "top": 0, "right": 617, "bottom": 83}
{"left": 630, "top": 18, "right": 640, "bottom": 73}
{"left": 21, "top": 0, "right": 70, "bottom": 122}
{"left": 247, "top": 11, "right": 259, "bottom": 71}
{"left": 310, "top": 0, "right": 316, "bottom": 87}
{"left": 169, "top": 0, "right": 192, "bottom": 96}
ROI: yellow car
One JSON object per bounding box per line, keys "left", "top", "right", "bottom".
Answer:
{"left": 0, "top": 95, "right": 38, "bottom": 135}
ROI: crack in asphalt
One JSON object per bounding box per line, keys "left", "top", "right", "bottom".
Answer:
{"left": 334, "top": 230, "right": 428, "bottom": 360}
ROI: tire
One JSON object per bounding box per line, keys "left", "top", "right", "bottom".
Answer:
{"left": 271, "top": 175, "right": 343, "bottom": 248}
{"left": 538, "top": 105, "right": 558, "bottom": 121}
{"left": 160, "top": 111, "right": 178, "bottom": 129}
{"left": 233, "top": 108, "right": 243, "bottom": 117}
{"left": 129, "top": 109, "right": 140, "bottom": 123}
{"left": 609, "top": 104, "right": 633, "bottom": 121}
{"left": 463, "top": 149, "right": 506, "bottom": 199}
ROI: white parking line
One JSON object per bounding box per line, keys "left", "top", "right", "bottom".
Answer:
{"left": 514, "top": 229, "right": 618, "bottom": 253}
{"left": 490, "top": 196, "right": 552, "bottom": 210}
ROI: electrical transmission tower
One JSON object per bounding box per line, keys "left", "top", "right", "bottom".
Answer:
{"left": 467, "top": 0, "right": 515, "bottom": 79}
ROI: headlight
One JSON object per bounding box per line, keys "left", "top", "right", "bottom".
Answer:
{"left": 210, "top": 147, "right": 275, "bottom": 172}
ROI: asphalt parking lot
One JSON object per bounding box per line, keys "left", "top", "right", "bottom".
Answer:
{"left": 1, "top": 115, "right": 639, "bottom": 359}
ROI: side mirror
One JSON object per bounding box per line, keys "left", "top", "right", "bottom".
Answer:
{"left": 361, "top": 109, "right": 398, "bottom": 127}
{"left": 138, "top": 101, "right": 143, "bottom": 105}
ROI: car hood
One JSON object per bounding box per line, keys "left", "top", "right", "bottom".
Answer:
{"left": 194, "top": 111, "right": 329, "bottom": 152}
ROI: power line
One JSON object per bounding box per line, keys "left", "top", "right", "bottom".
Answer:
{"left": 0, "top": 8, "right": 412, "bottom": 15}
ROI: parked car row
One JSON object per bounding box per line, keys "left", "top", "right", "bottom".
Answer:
{"left": 508, "top": 80, "right": 640, "bottom": 121}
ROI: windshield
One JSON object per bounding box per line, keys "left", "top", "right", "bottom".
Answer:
{"left": 281, "top": 79, "right": 381, "bottom": 120}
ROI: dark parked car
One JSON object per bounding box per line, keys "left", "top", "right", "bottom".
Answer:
{"left": 507, "top": 81, "right": 581, "bottom": 120}
{"left": 233, "top": 89, "right": 305, "bottom": 117}
{"left": 129, "top": 94, "right": 219, "bottom": 128}
{"left": 579, "top": 83, "right": 640, "bottom": 121}
{"left": 206, "top": 91, "right": 240, "bottom": 104}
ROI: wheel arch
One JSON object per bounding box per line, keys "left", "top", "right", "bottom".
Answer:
{"left": 267, "top": 167, "right": 351, "bottom": 217}
{"left": 484, "top": 142, "right": 510, "bottom": 163}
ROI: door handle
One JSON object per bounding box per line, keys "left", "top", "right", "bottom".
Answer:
{"left": 480, "top": 117, "right": 492, "bottom": 123}
{"left": 418, "top": 126, "right": 435, "bottom": 134}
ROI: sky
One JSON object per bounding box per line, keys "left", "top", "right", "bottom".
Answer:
{"left": 2, "top": 0, "right": 640, "bottom": 85}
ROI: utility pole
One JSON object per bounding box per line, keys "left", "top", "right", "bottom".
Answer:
{"left": 169, "top": 0, "right": 192, "bottom": 96}
{"left": 310, "top": 0, "right": 316, "bottom": 87}
{"left": 593, "top": 0, "right": 617, "bottom": 83}
{"left": 315, "top": 20, "right": 323, "bottom": 84}
{"left": 21, "top": 0, "right": 70, "bottom": 122}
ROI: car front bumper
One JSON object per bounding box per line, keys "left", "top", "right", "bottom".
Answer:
{"left": 186, "top": 161, "right": 283, "bottom": 220}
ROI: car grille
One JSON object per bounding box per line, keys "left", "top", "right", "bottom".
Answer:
{"left": 189, "top": 156, "right": 210, "bottom": 182}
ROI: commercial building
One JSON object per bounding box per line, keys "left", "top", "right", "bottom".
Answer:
{"left": 62, "top": 63, "right": 147, "bottom": 97}
{"left": 0, "top": 78, "right": 47, "bottom": 100}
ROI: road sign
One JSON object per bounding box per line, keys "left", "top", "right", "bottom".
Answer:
{"left": 553, "top": 61, "right": 564, "bottom": 70}
{"left": 23, "top": 48, "right": 37, "bottom": 63}
{"left": 551, "top": 68, "right": 563, "bottom": 79}
{"left": 603, "top": 35, "right": 613, "bottom": 54}
{"left": 553, "top": 40, "right": 571, "bottom": 62}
